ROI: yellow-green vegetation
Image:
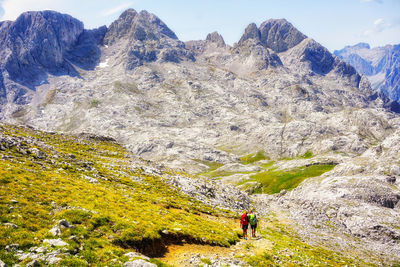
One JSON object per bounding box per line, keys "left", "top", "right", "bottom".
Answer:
{"left": 280, "top": 150, "right": 315, "bottom": 161}
{"left": 301, "top": 150, "right": 314, "bottom": 159}
{"left": 200, "top": 258, "right": 212, "bottom": 265}
{"left": 260, "top": 161, "right": 275, "bottom": 169}
{"left": 0, "top": 125, "right": 240, "bottom": 266}
{"left": 90, "top": 99, "right": 100, "bottom": 108}
{"left": 240, "top": 151, "right": 268, "bottom": 165}
{"left": 244, "top": 164, "right": 336, "bottom": 194}
{"left": 193, "top": 159, "right": 224, "bottom": 173}
{"left": 246, "top": 215, "right": 371, "bottom": 266}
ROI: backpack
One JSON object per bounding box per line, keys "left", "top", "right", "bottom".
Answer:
{"left": 241, "top": 213, "right": 248, "bottom": 225}
{"left": 249, "top": 214, "right": 257, "bottom": 225}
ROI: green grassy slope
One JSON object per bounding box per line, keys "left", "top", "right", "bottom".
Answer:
{"left": 0, "top": 125, "right": 239, "bottom": 266}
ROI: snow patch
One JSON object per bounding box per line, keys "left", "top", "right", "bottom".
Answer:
{"left": 98, "top": 59, "right": 109, "bottom": 68}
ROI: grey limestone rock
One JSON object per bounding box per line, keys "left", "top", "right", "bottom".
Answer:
{"left": 58, "top": 219, "right": 71, "bottom": 228}
{"left": 206, "top": 31, "right": 226, "bottom": 47}
{"left": 104, "top": 9, "right": 177, "bottom": 45}
{"left": 1, "top": 11, "right": 84, "bottom": 86}
{"left": 238, "top": 23, "right": 260, "bottom": 45}
{"left": 43, "top": 238, "right": 68, "bottom": 247}
{"left": 299, "top": 38, "right": 335, "bottom": 74}
{"left": 49, "top": 225, "right": 61, "bottom": 236}
{"left": 4, "top": 222, "right": 17, "bottom": 229}
{"left": 5, "top": 243, "right": 19, "bottom": 251}
{"left": 0, "top": 10, "right": 106, "bottom": 104}
{"left": 124, "top": 259, "right": 156, "bottom": 267}
{"left": 259, "top": 18, "right": 307, "bottom": 52}
{"left": 47, "top": 256, "right": 61, "bottom": 265}
{"left": 124, "top": 252, "right": 150, "bottom": 261}
{"left": 103, "top": 9, "right": 193, "bottom": 70}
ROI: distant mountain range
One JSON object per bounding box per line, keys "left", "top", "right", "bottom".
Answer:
{"left": 335, "top": 42, "right": 400, "bottom": 102}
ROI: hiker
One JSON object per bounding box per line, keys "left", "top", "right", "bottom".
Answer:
{"left": 240, "top": 211, "right": 249, "bottom": 240}
{"left": 249, "top": 210, "right": 258, "bottom": 238}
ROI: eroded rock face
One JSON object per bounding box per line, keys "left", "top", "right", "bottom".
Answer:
{"left": 0, "top": 10, "right": 106, "bottom": 104}
{"left": 238, "top": 23, "right": 260, "bottom": 45}
{"left": 258, "top": 19, "right": 307, "bottom": 53}
{"left": 1, "top": 11, "right": 84, "bottom": 85}
{"left": 104, "top": 9, "right": 178, "bottom": 45}
{"left": 104, "top": 9, "right": 194, "bottom": 70}
{"left": 206, "top": 31, "right": 226, "bottom": 47}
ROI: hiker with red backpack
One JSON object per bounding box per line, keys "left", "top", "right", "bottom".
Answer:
{"left": 240, "top": 211, "right": 249, "bottom": 240}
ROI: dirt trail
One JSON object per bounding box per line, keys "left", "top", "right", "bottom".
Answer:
{"left": 159, "top": 235, "right": 272, "bottom": 266}
{"left": 158, "top": 209, "right": 287, "bottom": 266}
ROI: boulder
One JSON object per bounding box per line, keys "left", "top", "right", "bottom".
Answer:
{"left": 43, "top": 238, "right": 68, "bottom": 247}
{"left": 124, "top": 252, "right": 149, "bottom": 260}
{"left": 58, "top": 219, "right": 71, "bottom": 228}
{"left": 49, "top": 225, "right": 61, "bottom": 236}
{"left": 26, "top": 260, "right": 40, "bottom": 267}
{"left": 124, "top": 259, "right": 156, "bottom": 267}
{"left": 4, "top": 223, "right": 18, "bottom": 229}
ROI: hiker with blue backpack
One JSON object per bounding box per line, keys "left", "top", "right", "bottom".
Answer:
{"left": 249, "top": 210, "right": 257, "bottom": 238}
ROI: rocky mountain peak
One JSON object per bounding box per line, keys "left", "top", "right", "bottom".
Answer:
{"left": 11, "top": 10, "right": 84, "bottom": 46}
{"left": 259, "top": 18, "right": 307, "bottom": 53}
{"left": 238, "top": 19, "right": 307, "bottom": 53}
{"left": 205, "top": 31, "right": 225, "bottom": 47}
{"left": 103, "top": 9, "right": 194, "bottom": 71}
{"left": 104, "top": 8, "right": 178, "bottom": 45}
{"left": 353, "top": 42, "right": 371, "bottom": 49}
{"left": 238, "top": 23, "right": 260, "bottom": 45}
{"left": 2, "top": 10, "right": 84, "bottom": 58}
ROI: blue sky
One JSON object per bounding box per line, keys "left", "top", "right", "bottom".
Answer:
{"left": 0, "top": 0, "right": 399, "bottom": 51}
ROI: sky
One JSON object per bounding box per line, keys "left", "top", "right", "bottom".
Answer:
{"left": 0, "top": 0, "right": 399, "bottom": 52}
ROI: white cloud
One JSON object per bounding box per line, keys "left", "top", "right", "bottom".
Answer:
{"left": 363, "top": 18, "right": 392, "bottom": 36}
{"left": 0, "top": 0, "right": 66, "bottom": 21}
{"left": 99, "top": 2, "right": 133, "bottom": 17}
{"left": 360, "top": 0, "right": 383, "bottom": 3}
